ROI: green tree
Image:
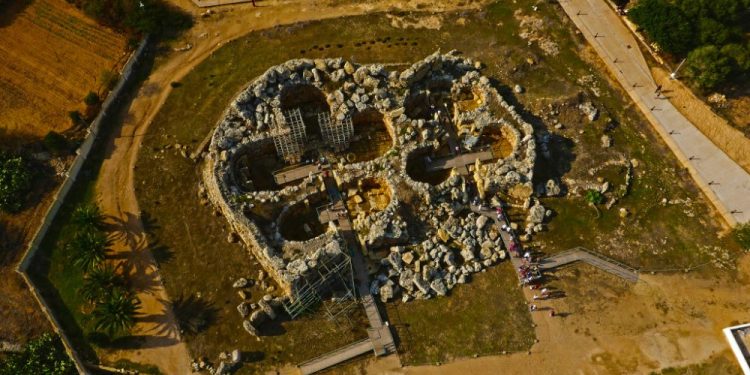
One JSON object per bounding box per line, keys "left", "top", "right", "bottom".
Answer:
{"left": 93, "top": 289, "right": 141, "bottom": 337}
{"left": 697, "top": 18, "right": 738, "bottom": 46}
{"left": 0, "top": 154, "right": 33, "bottom": 213}
{"left": 71, "top": 203, "right": 103, "bottom": 228}
{"left": 629, "top": 0, "right": 696, "bottom": 56}
{"left": 685, "top": 45, "right": 735, "bottom": 90}
{"left": 721, "top": 43, "right": 750, "bottom": 72}
{"left": 0, "top": 333, "right": 76, "bottom": 375}
{"left": 80, "top": 263, "right": 124, "bottom": 303}
{"left": 66, "top": 228, "right": 109, "bottom": 271}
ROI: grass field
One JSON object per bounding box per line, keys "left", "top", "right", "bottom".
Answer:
{"left": 0, "top": 0, "right": 126, "bottom": 142}
{"left": 132, "top": 1, "right": 744, "bottom": 370}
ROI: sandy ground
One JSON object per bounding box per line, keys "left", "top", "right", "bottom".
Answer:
{"left": 0, "top": 0, "right": 126, "bottom": 140}
{"left": 93, "top": 0, "right": 489, "bottom": 371}
{"left": 652, "top": 67, "right": 750, "bottom": 175}
{"left": 350, "top": 255, "right": 750, "bottom": 375}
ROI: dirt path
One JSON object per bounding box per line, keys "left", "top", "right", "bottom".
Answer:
{"left": 93, "top": 0, "right": 487, "bottom": 372}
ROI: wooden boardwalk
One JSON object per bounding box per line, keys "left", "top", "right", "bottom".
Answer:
{"left": 274, "top": 164, "right": 320, "bottom": 185}
{"left": 298, "top": 339, "right": 373, "bottom": 375}
{"left": 539, "top": 247, "right": 639, "bottom": 283}
{"left": 427, "top": 150, "right": 494, "bottom": 172}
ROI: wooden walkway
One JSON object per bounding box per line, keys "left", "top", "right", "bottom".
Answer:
{"left": 298, "top": 339, "right": 373, "bottom": 375}
{"left": 273, "top": 164, "right": 320, "bottom": 185}
{"left": 538, "top": 247, "right": 639, "bottom": 283}
{"left": 427, "top": 150, "right": 494, "bottom": 172}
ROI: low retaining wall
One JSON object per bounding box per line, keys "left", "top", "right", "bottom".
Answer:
{"left": 15, "top": 36, "right": 151, "bottom": 375}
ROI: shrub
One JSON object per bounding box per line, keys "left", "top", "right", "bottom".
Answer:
{"left": 584, "top": 189, "right": 604, "bottom": 205}
{"left": 0, "top": 154, "right": 33, "bottom": 213}
{"left": 0, "top": 333, "right": 76, "bottom": 375}
{"left": 83, "top": 91, "right": 100, "bottom": 106}
{"left": 43, "top": 131, "right": 69, "bottom": 156}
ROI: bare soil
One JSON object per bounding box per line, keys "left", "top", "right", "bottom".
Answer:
{"left": 0, "top": 0, "right": 126, "bottom": 141}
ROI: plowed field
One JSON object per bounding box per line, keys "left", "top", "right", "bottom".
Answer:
{"left": 0, "top": 0, "right": 126, "bottom": 140}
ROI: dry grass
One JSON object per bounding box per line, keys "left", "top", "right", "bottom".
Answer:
{"left": 0, "top": 0, "right": 126, "bottom": 141}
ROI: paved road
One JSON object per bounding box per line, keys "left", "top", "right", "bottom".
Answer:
{"left": 559, "top": 0, "right": 750, "bottom": 226}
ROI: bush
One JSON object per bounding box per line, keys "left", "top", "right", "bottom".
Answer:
{"left": 83, "top": 91, "right": 100, "bottom": 106}
{"left": 0, "top": 154, "right": 33, "bottom": 213}
{"left": 0, "top": 333, "right": 76, "bottom": 375}
{"left": 584, "top": 189, "right": 604, "bottom": 205}
{"left": 43, "top": 131, "right": 69, "bottom": 156}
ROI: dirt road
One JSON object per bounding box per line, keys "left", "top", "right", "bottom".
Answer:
{"left": 93, "top": 0, "right": 487, "bottom": 371}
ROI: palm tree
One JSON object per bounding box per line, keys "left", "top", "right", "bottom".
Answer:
{"left": 66, "top": 229, "right": 108, "bottom": 271}
{"left": 71, "top": 204, "right": 102, "bottom": 229}
{"left": 80, "top": 264, "right": 124, "bottom": 303}
{"left": 92, "top": 289, "right": 141, "bottom": 337}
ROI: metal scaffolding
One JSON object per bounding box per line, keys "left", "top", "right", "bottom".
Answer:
{"left": 282, "top": 251, "right": 359, "bottom": 325}
{"left": 319, "top": 112, "right": 354, "bottom": 152}
{"left": 271, "top": 108, "right": 307, "bottom": 162}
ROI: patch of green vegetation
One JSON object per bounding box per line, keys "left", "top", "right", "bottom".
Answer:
{"left": 0, "top": 333, "right": 76, "bottom": 375}
{"left": 387, "top": 262, "right": 534, "bottom": 365}
{"left": 0, "top": 153, "right": 33, "bottom": 213}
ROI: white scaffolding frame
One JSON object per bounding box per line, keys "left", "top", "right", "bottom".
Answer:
{"left": 319, "top": 112, "right": 354, "bottom": 152}
{"left": 271, "top": 108, "right": 307, "bottom": 162}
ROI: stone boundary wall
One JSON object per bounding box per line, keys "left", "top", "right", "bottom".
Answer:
{"left": 15, "top": 36, "right": 151, "bottom": 375}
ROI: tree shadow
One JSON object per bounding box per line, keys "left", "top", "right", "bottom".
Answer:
{"left": 105, "top": 334, "right": 181, "bottom": 350}
{"left": 0, "top": 0, "right": 32, "bottom": 27}
{"left": 170, "top": 294, "right": 219, "bottom": 336}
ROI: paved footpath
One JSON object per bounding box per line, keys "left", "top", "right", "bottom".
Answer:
{"left": 558, "top": 0, "right": 750, "bottom": 226}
